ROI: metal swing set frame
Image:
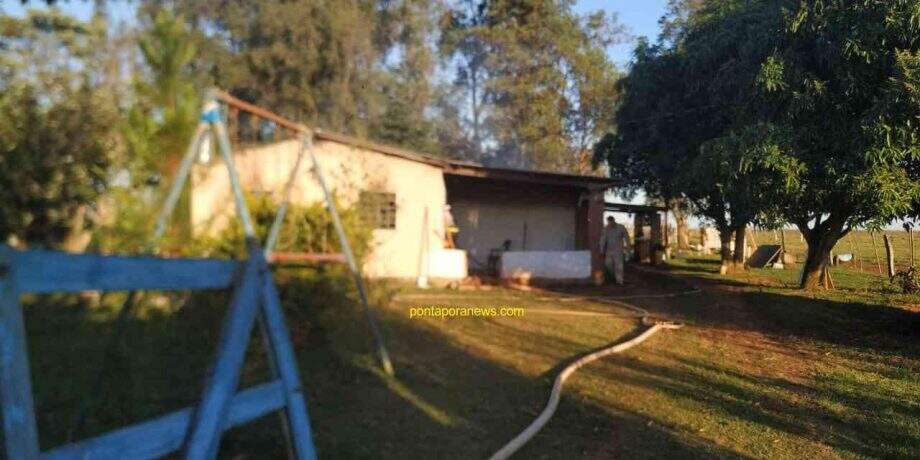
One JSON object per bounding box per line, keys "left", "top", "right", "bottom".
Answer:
{"left": 0, "top": 89, "right": 393, "bottom": 459}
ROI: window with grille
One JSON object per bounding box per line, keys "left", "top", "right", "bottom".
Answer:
{"left": 359, "top": 191, "right": 397, "bottom": 229}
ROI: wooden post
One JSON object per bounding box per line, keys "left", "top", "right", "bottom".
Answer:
{"left": 663, "top": 209, "right": 669, "bottom": 252}
{"left": 884, "top": 234, "right": 896, "bottom": 277}
{"left": 586, "top": 191, "right": 605, "bottom": 284}
{"left": 522, "top": 222, "right": 528, "bottom": 251}
{"left": 871, "top": 231, "right": 882, "bottom": 274}
{"left": 908, "top": 224, "right": 915, "bottom": 268}
{"left": 847, "top": 232, "right": 860, "bottom": 272}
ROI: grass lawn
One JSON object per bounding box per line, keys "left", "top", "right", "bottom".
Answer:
{"left": 22, "top": 257, "right": 920, "bottom": 458}
{"left": 731, "top": 229, "right": 917, "bottom": 274}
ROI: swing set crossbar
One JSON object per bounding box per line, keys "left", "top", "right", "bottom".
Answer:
{"left": 5, "top": 247, "right": 242, "bottom": 293}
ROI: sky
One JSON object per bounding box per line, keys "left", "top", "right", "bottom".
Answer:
{"left": 574, "top": 0, "right": 670, "bottom": 68}
{"left": 2, "top": 0, "right": 670, "bottom": 67}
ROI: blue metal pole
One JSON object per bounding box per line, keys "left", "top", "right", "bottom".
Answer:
{"left": 307, "top": 144, "right": 394, "bottom": 376}
{"left": 205, "top": 94, "right": 257, "bottom": 240}
{"left": 151, "top": 123, "right": 208, "bottom": 245}
{"left": 263, "top": 136, "right": 310, "bottom": 258}
{"left": 203, "top": 93, "right": 302, "bottom": 459}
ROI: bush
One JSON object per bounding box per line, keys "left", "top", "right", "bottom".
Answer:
{"left": 197, "top": 194, "right": 381, "bottom": 342}
{"left": 891, "top": 267, "right": 920, "bottom": 294}
{"left": 198, "top": 193, "right": 372, "bottom": 261}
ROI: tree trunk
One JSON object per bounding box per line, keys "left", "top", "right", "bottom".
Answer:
{"left": 800, "top": 227, "right": 844, "bottom": 289}
{"left": 732, "top": 226, "right": 747, "bottom": 267}
{"left": 719, "top": 228, "right": 734, "bottom": 274}
{"left": 674, "top": 208, "right": 690, "bottom": 250}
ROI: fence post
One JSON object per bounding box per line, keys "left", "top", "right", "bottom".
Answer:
{"left": 884, "top": 234, "right": 896, "bottom": 277}
{"left": 870, "top": 232, "right": 882, "bottom": 274}
{"left": 905, "top": 222, "right": 915, "bottom": 268}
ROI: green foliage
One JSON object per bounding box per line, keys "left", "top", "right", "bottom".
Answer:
{"left": 891, "top": 267, "right": 920, "bottom": 294}
{"left": 105, "top": 8, "right": 201, "bottom": 249}
{"left": 596, "top": 0, "right": 785, "bottom": 240}
{"left": 172, "top": 0, "right": 383, "bottom": 136}
{"left": 759, "top": 0, "right": 920, "bottom": 232}
{"left": 125, "top": 8, "right": 200, "bottom": 179}
{"left": 199, "top": 194, "right": 373, "bottom": 263}
{"left": 167, "top": 0, "right": 447, "bottom": 156}
{"left": 370, "top": 0, "right": 440, "bottom": 154}
{"left": 91, "top": 188, "right": 160, "bottom": 253}
{"left": 597, "top": 0, "right": 920, "bottom": 286}
{"left": 440, "top": 0, "right": 623, "bottom": 172}
{"left": 0, "top": 10, "right": 120, "bottom": 248}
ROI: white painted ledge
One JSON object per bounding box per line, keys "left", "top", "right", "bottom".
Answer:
{"left": 500, "top": 251, "right": 591, "bottom": 280}
{"left": 427, "top": 249, "right": 468, "bottom": 280}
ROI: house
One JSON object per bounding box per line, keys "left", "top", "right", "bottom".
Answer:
{"left": 190, "top": 130, "right": 618, "bottom": 283}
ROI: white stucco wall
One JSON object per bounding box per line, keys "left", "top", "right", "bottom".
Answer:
{"left": 500, "top": 251, "right": 591, "bottom": 280}
{"left": 191, "top": 139, "right": 453, "bottom": 279}
{"left": 449, "top": 201, "right": 576, "bottom": 267}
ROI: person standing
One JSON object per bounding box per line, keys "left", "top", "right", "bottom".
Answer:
{"left": 599, "top": 215, "right": 630, "bottom": 285}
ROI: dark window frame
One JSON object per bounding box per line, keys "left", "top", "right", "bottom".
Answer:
{"left": 359, "top": 191, "right": 397, "bottom": 229}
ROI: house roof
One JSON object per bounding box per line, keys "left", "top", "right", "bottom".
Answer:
{"left": 214, "top": 88, "right": 619, "bottom": 190}
{"left": 313, "top": 129, "right": 618, "bottom": 190}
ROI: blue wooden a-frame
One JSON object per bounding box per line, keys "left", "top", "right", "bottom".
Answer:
{"left": 0, "top": 92, "right": 319, "bottom": 459}
{"left": 0, "top": 240, "right": 317, "bottom": 459}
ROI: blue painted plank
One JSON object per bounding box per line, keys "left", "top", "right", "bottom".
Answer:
{"left": 41, "top": 381, "right": 285, "bottom": 460}
{"left": 183, "top": 248, "right": 264, "bottom": 459}
{"left": 4, "top": 245, "right": 241, "bottom": 294}
{"left": 0, "top": 246, "right": 41, "bottom": 460}
{"left": 259, "top": 271, "right": 317, "bottom": 459}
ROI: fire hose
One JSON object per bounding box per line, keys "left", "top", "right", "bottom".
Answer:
{"left": 488, "top": 286, "right": 698, "bottom": 460}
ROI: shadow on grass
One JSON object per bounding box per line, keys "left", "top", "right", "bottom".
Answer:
{"left": 24, "top": 261, "right": 918, "bottom": 458}
{"left": 293, "top": 300, "right": 745, "bottom": 459}
{"left": 23, "top": 271, "right": 743, "bottom": 459}
{"left": 525, "top": 264, "right": 919, "bottom": 457}
{"left": 595, "top": 350, "right": 919, "bottom": 458}
{"left": 615, "top": 266, "right": 920, "bottom": 360}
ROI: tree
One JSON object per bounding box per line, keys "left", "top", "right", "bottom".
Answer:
{"left": 370, "top": 0, "right": 440, "bottom": 153}
{"left": 754, "top": 0, "right": 920, "bottom": 288}
{"left": 0, "top": 10, "right": 120, "bottom": 248}
{"left": 172, "top": 0, "right": 384, "bottom": 136}
{"left": 129, "top": 8, "right": 199, "bottom": 178}
{"left": 602, "top": 0, "right": 920, "bottom": 287}
{"left": 111, "top": 7, "right": 201, "bottom": 247}
{"left": 596, "top": 0, "right": 790, "bottom": 271}
{"left": 439, "top": 0, "right": 491, "bottom": 160}
{"left": 593, "top": 38, "right": 701, "bottom": 251}
{"left": 440, "top": 0, "right": 623, "bottom": 172}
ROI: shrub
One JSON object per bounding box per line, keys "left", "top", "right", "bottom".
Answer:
{"left": 891, "top": 267, "right": 920, "bottom": 294}
{"left": 198, "top": 194, "right": 381, "bottom": 342}
{"left": 199, "top": 193, "right": 372, "bottom": 262}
